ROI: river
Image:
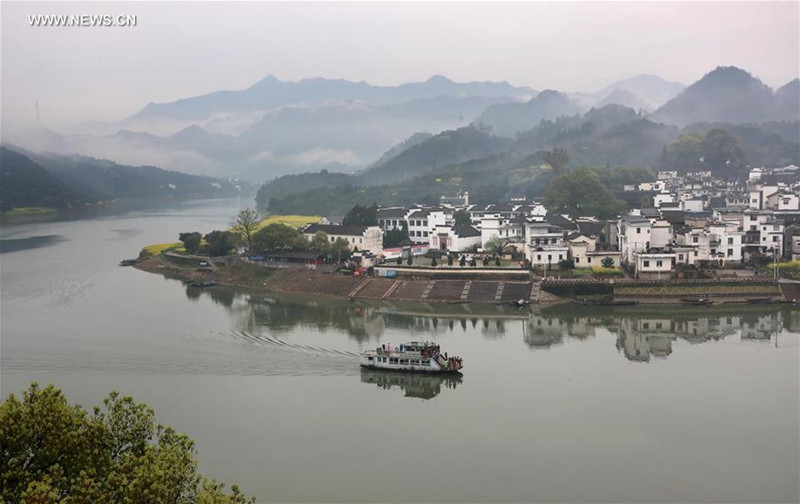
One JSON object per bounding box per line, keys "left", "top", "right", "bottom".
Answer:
{"left": 1, "top": 198, "right": 798, "bottom": 503}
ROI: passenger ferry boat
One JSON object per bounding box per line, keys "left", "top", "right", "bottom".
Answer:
{"left": 360, "top": 341, "right": 463, "bottom": 374}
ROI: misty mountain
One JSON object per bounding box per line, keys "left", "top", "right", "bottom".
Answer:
{"left": 0, "top": 145, "right": 242, "bottom": 213}
{"left": 363, "top": 126, "right": 514, "bottom": 184}
{"left": 0, "top": 147, "right": 88, "bottom": 212}
{"left": 475, "top": 90, "right": 582, "bottom": 137}
{"left": 364, "top": 132, "right": 433, "bottom": 170}
{"left": 595, "top": 74, "right": 686, "bottom": 109}
{"left": 775, "top": 79, "right": 800, "bottom": 122}
{"left": 128, "top": 74, "right": 535, "bottom": 123}
{"left": 597, "top": 89, "right": 652, "bottom": 111}
{"left": 650, "top": 66, "right": 796, "bottom": 126}
{"left": 48, "top": 94, "right": 520, "bottom": 181}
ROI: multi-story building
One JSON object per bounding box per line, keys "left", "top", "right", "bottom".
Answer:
{"left": 302, "top": 224, "right": 384, "bottom": 255}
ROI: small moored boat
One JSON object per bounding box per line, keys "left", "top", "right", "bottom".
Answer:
{"left": 360, "top": 341, "right": 463, "bottom": 374}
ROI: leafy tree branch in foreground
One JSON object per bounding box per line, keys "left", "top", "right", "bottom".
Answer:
{"left": 0, "top": 382, "right": 254, "bottom": 504}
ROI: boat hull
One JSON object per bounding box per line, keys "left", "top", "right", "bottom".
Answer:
{"left": 359, "top": 363, "right": 462, "bottom": 375}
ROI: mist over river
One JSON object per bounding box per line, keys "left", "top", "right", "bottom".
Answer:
{"left": 1, "top": 198, "right": 798, "bottom": 503}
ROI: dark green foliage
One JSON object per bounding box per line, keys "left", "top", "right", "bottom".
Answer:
{"left": 601, "top": 257, "right": 615, "bottom": 268}
{"left": 559, "top": 258, "right": 575, "bottom": 270}
{"left": 383, "top": 223, "right": 410, "bottom": 248}
{"left": 0, "top": 147, "right": 88, "bottom": 211}
{"left": 253, "top": 223, "right": 306, "bottom": 252}
{"left": 544, "top": 167, "right": 628, "bottom": 219}
{"left": 255, "top": 170, "right": 356, "bottom": 213}
{"left": 365, "top": 126, "right": 513, "bottom": 184}
{"left": 179, "top": 232, "right": 202, "bottom": 254}
{"left": 495, "top": 257, "right": 501, "bottom": 267}
{"left": 660, "top": 127, "right": 748, "bottom": 177}
{"left": 203, "top": 230, "right": 237, "bottom": 256}
{"left": 453, "top": 209, "right": 471, "bottom": 225}
{"left": 0, "top": 383, "right": 253, "bottom": 503}
{"left": 343, "top": 204, "right": 378, "bottom": 226}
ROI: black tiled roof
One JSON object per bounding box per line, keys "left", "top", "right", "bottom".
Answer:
{"left": 453, "top": 225, "right": 481, "bottom": 238}
{"left": 304, "top": 224, "right": 369, "bottom": 236}
{"left": 545, "top": 214, "right": 577, "bottom": 230}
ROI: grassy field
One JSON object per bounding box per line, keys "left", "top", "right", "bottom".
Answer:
{"left": 572, "top": 267, "right": 623, "bottom": 278}
{"left": 141, "top": 242, "right": 185, "bottom": 256}
{"left": 255, "top": 214, "right": 321, "bottom": 231}
{"left": 2, "top": 207, "right": 58, "bottom": 216}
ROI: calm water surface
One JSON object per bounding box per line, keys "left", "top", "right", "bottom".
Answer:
{"left": 2, "top": 199, "right": 798, "bottom": 503}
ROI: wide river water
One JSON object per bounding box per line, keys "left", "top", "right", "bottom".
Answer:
{"left": 1, "top": 198, "right": 798, "bottom": 503}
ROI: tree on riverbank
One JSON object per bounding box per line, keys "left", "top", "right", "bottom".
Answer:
{"left": 179, "top": 231, "right": 203, "bottom": 254}
{"left": 204, "top": 230, "right": 238, "bottom": 256}
{"left": 0, "top": 383, "right": 253, "bottom": 503}
{"left": 231, "top": 208, "right": 260, "bottom": 252}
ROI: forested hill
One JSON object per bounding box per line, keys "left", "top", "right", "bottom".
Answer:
{"left": 0, "top": 147, "right": 88, "bottom": 212}
{"left": 0, "top": 146, "right": 243, "bottom": 213}
{"left": 651, "top": 66, "right": 799, "bottom": 126}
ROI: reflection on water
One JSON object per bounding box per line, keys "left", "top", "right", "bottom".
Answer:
{"left": 0, "top": 234, "right": 68, "bottom": 253}
{"left": 360, "top": 368, "right": 462, "bottom": 400}
{"left": 184, "top": 283, "right": 799, "bottom": 363}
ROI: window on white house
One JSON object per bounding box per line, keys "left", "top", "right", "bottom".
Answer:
{"left": 643, "top": 260, "right": 650, "bottom": 267}
{"left": 727, "top": 249, "right": 733, "bottom": 256}
{"left": 656, "top": 260, "right": 663, "bottom": 267}
{"left": 636, "top": 228, "right": 641, "bottom": 234}
{"left": 728, "top": 238, "right": 733, "bottom": 245}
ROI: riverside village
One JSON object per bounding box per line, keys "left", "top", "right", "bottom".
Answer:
{"left": 139, "top": 164, "right": 800, "bottom": 306}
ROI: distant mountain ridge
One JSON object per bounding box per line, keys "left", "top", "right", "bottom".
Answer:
{"left": 651, "top": 66, "right": 799, "bottom": 126}
{"left": 0, "top": 145, "right": 242, "bottom": 213}
{"left": 129, "top": 74, "right": 536, "bottom": 122}
{"left": 475, "top": 90, "right": 582, "bottom": 137}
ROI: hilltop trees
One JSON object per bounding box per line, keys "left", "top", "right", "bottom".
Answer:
{"left": 342, "top": 204, "right": 378, "bottom": 226}
{"left": 543, "top": 148, "right": 569, "bottom": 174}
{"left": 660, "top": 128, "right": 746, "bottom": 177}
{"left": 544, "top": 167, "right": 627, "bottom": 219}
{"left": 0, "top": 383, "right": 253, "bottom": 503}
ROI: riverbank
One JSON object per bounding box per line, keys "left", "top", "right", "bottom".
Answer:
{"left": 134, "top": 255, "right": 799, "bottom": 305}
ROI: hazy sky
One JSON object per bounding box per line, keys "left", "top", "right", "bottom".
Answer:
{"left": 2, "top": 1, "right": 798, "bottom": 130}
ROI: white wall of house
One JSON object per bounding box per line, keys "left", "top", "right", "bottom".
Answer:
{"left": 304, "top": 226, "right": 384, "bottom": 255}
{"left": 430, "top": 225, "right": 481, "bottom": 252}
{"left": 682, "top": 199, "right": 705, "bottom": 212}
{"left": 480, "top": 215, "right": 523, "bottom": 247}
{"left": 654, "top": 193, "right": 676, "bottom": 208}
{"left": 650, "top": 221, "right": 673, "bottom": 248}
{"left": 634, "top": 252, "right": 676, "bottom": 275}
{"left": 709, "top": 223, "right": 743, "bottom": 263}
{"left": 618, "top": 217, "right": 651, "bottom": 263}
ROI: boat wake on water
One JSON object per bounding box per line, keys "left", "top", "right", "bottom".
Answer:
{"left": 225, "top": 331, "right": 361, "bottom": 359}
